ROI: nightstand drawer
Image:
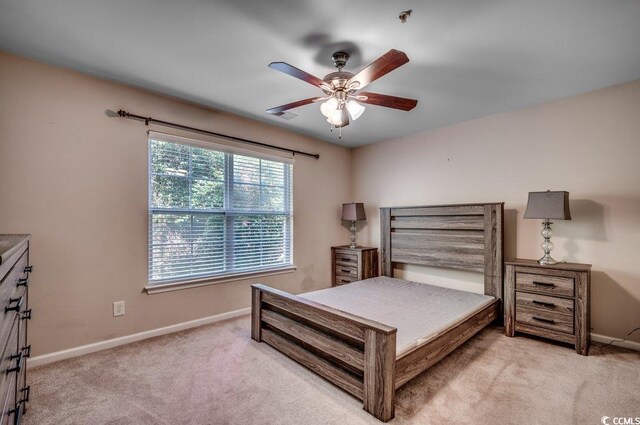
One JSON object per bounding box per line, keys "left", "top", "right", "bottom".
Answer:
{"left": 335, "top": 265, "right": 357, "bottom": 277}
{"left": 515, "top": 272, "right": 574, "bottom": 297}
{"left": 515, "top": 292, "right": 574, "bottom": 317}
{"left": 334, "top": 275, "right": 356, "bottom": 285}
{"left": 335, "top": 258, "right": 358, "bottom": 268}
{"left": 516, "top": 306, "right": 574, "bottom": 334}
{"left": 334, "top": 252, "right": 357, "bottom": 264}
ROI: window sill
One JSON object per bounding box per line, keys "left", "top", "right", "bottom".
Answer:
{"left": 144, "top": 266, "right": 297, "bottom": 295}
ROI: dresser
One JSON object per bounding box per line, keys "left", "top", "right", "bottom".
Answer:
{"left": 0, "top": 235, "right": 32, "bottom": 424}
{"left": 331, "top": 246, "right": 378, "bottom": 286}
{"left": 504, "top": 259, "right": 591, "bottom": 355}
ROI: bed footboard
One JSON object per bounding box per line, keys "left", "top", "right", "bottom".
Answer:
{"left": 251, "top": 284, "right": 398, "bottom": 422}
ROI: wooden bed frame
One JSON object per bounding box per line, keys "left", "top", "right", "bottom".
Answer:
{"left": 251, "top": 202, "right": 504, "bottom": 422}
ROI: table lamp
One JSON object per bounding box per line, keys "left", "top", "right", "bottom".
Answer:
{"left": 342, "top": 203, "right": 366, "bottom": 248}
{"left": 524, "top": 190, "right": 572, "bottom": 265}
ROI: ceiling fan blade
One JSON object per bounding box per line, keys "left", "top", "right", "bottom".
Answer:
{"left": 357, "top": 92, "right": 418, "bottom": 111}
{"left": 347, "top": 49, "right": 410, "bottom": 90}
{"left": 269, "top": 62, "right": 326, "bottom": 88}
{"left": 266, "top": 97, "right": 322, "bottom": 115}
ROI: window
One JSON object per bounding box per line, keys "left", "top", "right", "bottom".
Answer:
{"left": 148, "top": 133, "right": 293, "bottom": 285}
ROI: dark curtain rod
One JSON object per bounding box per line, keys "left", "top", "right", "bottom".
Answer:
{"left": 116, "top": 109, "right": 320, "bottom": 159}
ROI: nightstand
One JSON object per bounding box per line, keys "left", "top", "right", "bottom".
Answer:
{"left": 331, "top": 246, "right": 378, "bottom": 286}
{"left": 504, "top": 259, "right": 591, "bottom": 355}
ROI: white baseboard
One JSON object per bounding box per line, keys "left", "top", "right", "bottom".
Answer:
{"left": 28, "top": 307, "right": 251, "bottom": 368}
{"left": 591, "top": 333, "right": 640, "bottom": 352}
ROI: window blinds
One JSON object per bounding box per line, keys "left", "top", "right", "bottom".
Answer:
{"left": 148, "top": 133, "right": 293, "bottom": 284}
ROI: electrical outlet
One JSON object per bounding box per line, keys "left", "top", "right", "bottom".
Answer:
{"left": 113, "top": 301, "right": 125, "bottom": 317}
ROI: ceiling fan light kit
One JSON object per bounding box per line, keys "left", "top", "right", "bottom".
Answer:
{"left": 267, "top": 49, "right": 418, "bottom": 138}
{"left": 346, "top": 100, "right": 365, "bottom": 120}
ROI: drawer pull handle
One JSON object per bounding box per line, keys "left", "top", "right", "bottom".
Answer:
{"left": 532, "top": 316, "right": 556, "bottom": 324}
{"left": 24, "top": 265, "right": 34, "bottom": 273}
{"left": 8, "top": 402, "right": 24, "bottom": 425}
{"left": 340, "top": 258, "right": 352, "bottom": 262}
{"left": 17, "top": 278, "right": 29, "bottom": 287}
{"left": 10, "top": 386, "right": 32, "bottom": 421}
{"left": 5, "top": 296, "right": 24, "bottom": 313}
{"left": 21, "top": 345, "right": 31, "bottom": 358}
{"left": 532, "top": 300, "right": 556, "bottom": 308}
{"left": 21, "top": 309, "right": 32, "bottom": 321}
{"left": 341, "top": 269, "right": 352, "bottom": 273}
{"left": 19, "top": 385, "right": 31, "bottom": 403}
{"left": 533, "top": 281, "right": 556, "bottom": 288}
{"left": 7, "top": 351, "right": 23, "bottom": 374}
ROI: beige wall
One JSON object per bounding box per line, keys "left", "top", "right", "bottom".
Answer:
{"left": 2, "top": 51, "right": 638, "bottom": 357}
{"left": 352, "top": 80, "right": 640, "bottom": 343}
{"left": 0, "top": 52, "right": 352, "bottom": 356}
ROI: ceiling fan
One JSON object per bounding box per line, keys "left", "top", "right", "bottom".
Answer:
{"left": 266, "top": 49, "right": 418, "bottom": 131}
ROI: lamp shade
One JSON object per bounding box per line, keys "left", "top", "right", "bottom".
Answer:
{"left": 524, "top": 191, "right": 572, "bottom": 220}
{"left": 342, "top": 203, "right": 366, "bottom": 221}
{"left": 320, "top": 98, "right": 339, "bottom": 118}
{"left": 346, "top": 100, "right": 365, "bottom": 120}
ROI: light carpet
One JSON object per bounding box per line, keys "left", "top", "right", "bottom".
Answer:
{"left": 24, "top": 316, "right": 640, "bottom": 424}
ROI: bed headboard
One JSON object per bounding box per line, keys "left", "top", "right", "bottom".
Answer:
{"left": 380, "top": 203, "right": 504, "bottom": 301}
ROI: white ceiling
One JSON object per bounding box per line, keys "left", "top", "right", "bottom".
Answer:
{"left": 1, "top": 1, "right": 640, "bottom": 147}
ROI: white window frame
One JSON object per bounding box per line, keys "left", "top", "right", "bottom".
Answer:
{"left": 145, "top": 131, "right": 295, "bottom": 294}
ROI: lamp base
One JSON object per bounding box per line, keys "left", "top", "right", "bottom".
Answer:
{"left": 538, "top": 254, "right": 559, "bottom": 265}
{"left": 538, "top": 219, "right": 558, "bottom": 265}
{"left": 349, "top": 221, "right": 357, "bottom": 249}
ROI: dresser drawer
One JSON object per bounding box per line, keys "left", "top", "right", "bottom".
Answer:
{"left": 0, "top": 249, "right": 28, "bottom": 294}
{"left": 516, "top": 305, "right": 573, "bottom": 334}
{"left": 515, "top": 272, "right": 574, "bottom": 297}
{"left": 0, "top": 252, "right": 28, "bottom": 352}
{"left": 0, "top": 316, "right": 19, "bottom": 425}
{"left": 515, "top": 292, "right": 573, "bottom": 317}
{"left": 0, "top": 373, "right": 16, "bottom": 425}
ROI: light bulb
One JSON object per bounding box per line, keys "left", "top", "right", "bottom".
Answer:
{"left": 346, "top": 100, "right": 365, "bottom": 120}
{"left": 327, "top": 107, "right": 350, "bottom": 127}
{"left": 320, "top": 98, "right": 338, "bottom": 118}
{"left": 327, "top": 108, "right": 343, "bottom": 126}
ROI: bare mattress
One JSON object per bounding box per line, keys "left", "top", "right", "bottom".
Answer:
{"left": 299, "top": 276, "right": 495, "bottom": 357}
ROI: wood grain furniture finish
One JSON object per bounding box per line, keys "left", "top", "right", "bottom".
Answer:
{"left": 0, "top": 235, "right": 32, "bottom": 424}
{"left": 252, "top": 203, "right": 504, "bottom": 422}
{"left": 504, "top": 259, "right": 591, "bottom": 355}
{"left": 331, "top": 246, "right": 378, "bottom": 286}
{"left": 380, "top": 203, "right": 504, "bottom": 302}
